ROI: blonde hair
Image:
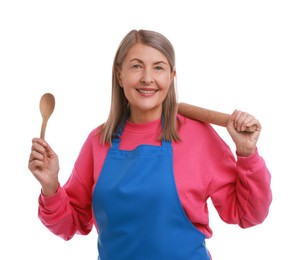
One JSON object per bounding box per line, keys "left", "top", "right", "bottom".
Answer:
{"left": 100, "top": 29, "right": 180, "bottom": 144}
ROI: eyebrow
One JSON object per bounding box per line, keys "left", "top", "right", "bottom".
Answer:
{"left": 129, "top": 58, "right": 168, "bottom": 66}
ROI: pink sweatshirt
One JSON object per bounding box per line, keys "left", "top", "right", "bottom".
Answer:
{"left": 38, "top": 114, "right": 272, "bottom": 241}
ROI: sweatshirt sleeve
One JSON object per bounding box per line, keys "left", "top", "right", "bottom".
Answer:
{"left": 209, "top": 148, "right": 272, "bottom": 228}
{"left": 38, "top": 130, "right": 97, "bottom": 240}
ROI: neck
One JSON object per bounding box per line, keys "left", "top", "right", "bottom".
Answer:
{"left": 129, "top": 107, "right": 162, "bottom": 124}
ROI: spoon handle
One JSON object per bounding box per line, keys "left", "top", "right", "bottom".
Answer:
{"left": 40, "top": 118, "right": 48, "bottom": 140}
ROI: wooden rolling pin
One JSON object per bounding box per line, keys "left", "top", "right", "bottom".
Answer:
{"left": 177, "top": 102, "right": 256, "bottom": 132}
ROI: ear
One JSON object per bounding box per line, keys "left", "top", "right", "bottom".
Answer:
{"left": 171, "top": 69, "right": 176, "bottom": 82}
{"left": 116, "top": 69, "right": 123, "bottom": 87}
{"left": 172, "top": 69, "right": 176, "bottom": 78}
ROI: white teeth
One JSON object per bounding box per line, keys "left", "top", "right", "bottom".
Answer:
{"left": 138, "top": 89, "right": 156, "bottom": 94}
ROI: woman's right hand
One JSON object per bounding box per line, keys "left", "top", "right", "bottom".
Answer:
{"left": 28, "top": 138, "right": 60, "bottom": 196}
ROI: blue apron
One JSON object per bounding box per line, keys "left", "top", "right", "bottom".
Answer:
{"left": 92, "top": 121, "right": 210, "bottom": 260}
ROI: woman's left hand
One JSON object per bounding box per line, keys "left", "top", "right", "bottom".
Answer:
{"left": 226, "top": 110, "right": 262, "bottom": 157}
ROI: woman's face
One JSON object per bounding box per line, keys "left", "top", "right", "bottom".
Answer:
{"left": 118, "top": 43, "right": 175, "bottom": 123}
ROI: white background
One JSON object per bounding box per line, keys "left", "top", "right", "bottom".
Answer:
{"left": 1, "top": 0, "right": 307, "bottom": 259}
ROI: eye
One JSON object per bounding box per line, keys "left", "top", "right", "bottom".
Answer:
{"left": 132, "top": 64, "right": 142, "bottom": 69}
{"left": 154, "top": 66, "right": 164, "bottom": 70}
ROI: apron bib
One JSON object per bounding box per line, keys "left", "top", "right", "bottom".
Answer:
{"left": 93, "top": 122, "right": 210, "bottom": 260}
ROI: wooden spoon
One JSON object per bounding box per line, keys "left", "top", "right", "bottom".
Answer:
{"left": 39, "top": 93, "right": 55, "bottom": 139}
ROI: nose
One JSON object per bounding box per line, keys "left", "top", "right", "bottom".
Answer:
{"left": 141, "top": 69, "right": 154, "bottom": 84}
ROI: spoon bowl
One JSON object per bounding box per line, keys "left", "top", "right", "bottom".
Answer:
{"left": 39, "top": 93, "right": 55, "bottom": 139}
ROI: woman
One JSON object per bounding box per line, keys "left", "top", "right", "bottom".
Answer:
{"left": 28, "top": 29, "right": 272, "bottom": 259}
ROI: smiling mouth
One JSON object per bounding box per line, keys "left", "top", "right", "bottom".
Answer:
{"left": 136, "top": 89, "right": 158, "bottom": 96}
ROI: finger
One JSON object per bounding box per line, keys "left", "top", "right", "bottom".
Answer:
{"left": 31, "top": 138, "right": 56, "bottom": 158}
{"left": 237, "top": 112, "right": 261, "bottom": 132}
{"left": 28, "top": 155, "right": 44, "bottom": 174}
{"left": 29, "top": 149, "right": 45, "bottom": 163}
{"left": 238, "top": 113, "right": 253, "bottom": 132}
{"left": 29, "top": 138, "right": 49, "bottom": 165}
{"left": 31, "top": 141, "right": 46, "bottom": 154}
{"left": 231, "top": 110, "right": 247, "bottom": 131}
{"left": 28, "top": 159, "right": 45, "bottom": 171}
{"left": 245, "top": 117, "right": 261, "bottom": 132}
{"left": 43, "top": 141, "right": 56, "bottom": 158}
{"left": 231, "top": 110, "right": 259, "bottom": 132}
{"left": 32, "top": 137, "right": 47, "bottom": 146}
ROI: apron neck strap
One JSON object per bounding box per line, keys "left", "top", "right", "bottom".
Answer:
{"left": 111, "top": 114, "right": 169, "bottom": 149}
